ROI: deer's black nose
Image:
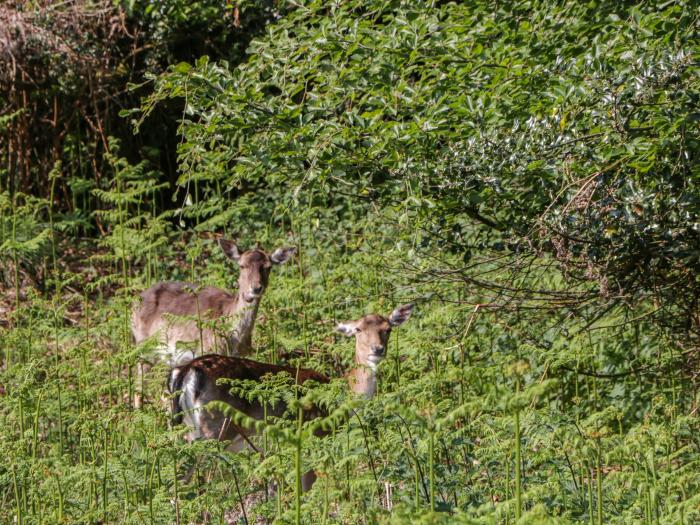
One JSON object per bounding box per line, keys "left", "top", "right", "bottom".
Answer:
{"left": 251, "top": 285, "right": 264, "bottom": 295}
{"left": 371, "top": 345, "right": 385, "bottom": 356}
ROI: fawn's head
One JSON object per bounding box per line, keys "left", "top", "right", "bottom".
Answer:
{"left": 336, "top": 304, "right": 413, "bottom": 369}
{"left": 219, "top": 239, "right": 296, "bottom": 303}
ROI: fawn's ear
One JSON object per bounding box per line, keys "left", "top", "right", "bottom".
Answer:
{"left": 389, "top": 304, "right": 413, "bottom": 327}
{"left": 270, "top": 246, "right": 297, "bottom": 265}
{"left": 219, "top": 239, "right": 242, "bottom": 261}
{"left": 335, "top": 321, "right": 359, "bottom": 337}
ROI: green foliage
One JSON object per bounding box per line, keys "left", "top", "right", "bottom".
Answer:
{"left": 143, "top": 0, "right": 700, "bottom": 338}
{"left": 3, "top": 206, "right": 700, "bottom": 523}
{"left": 2, "top": 0, "right": 700, "bottom": 524}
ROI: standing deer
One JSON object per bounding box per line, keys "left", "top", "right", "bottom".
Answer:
{"left": 167, "top": 304, "right": 413, "bottom": 489}
{"left": 131, "top": 240, "right": 295, "bottom": 407}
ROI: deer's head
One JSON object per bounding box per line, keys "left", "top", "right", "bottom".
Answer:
{"left": 219, "top": 239, "right": 296, "bottom": 303}
{"left": 336, "top": 304, "right": 413, "bottom": 370}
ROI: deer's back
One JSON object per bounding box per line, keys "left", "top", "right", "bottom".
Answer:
{"left": 169, "top": 354, "right": 330, "bottom": 438}
{"left": 176, "top": 354, "right": 329, "bottom": 391}
{"left": 132, "top": 282, "right": 237, "bottom": 342}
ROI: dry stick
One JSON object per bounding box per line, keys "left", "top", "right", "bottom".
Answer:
{"left": 295, "top": 405, "right": 302, "bottom": 525}
{"left": 514, "top": 382, "right": 522, "bottom": 519}
{"left": 439, "top": 438, "right": 459, "bottom": 508}
{"left": 562, "top": 448, "right": 585, "bottom": 507}
{"left": 148, "top": 450, "right": 158, "bottom": 525}
{"left": 173, "top": 454, "right": 181, "bottom": 525}
{"left": 221, "top": 453, "right": 249, "bottom": 525}
{"left": 351, "top": 409, "right": 383, "bottom": 503}
{"left": 395, "top": 414, "right": 429, "bottom": 501}
{"left": 263, "top": 403, "right": 269, "bottom": 502}
{"left": 232, "top": 462, "right": 248, "bottom": 525}
{"left": 344, "top": 427, "right": 351, "bottom": 499}
{"left": 428, "top": 430, "right": 435, "bottom": 511}
{"left": 102, "top": 428, "right": 109, "bottom": 522}
{"left": 52, "top": 299, "right": 64, "bottom": 455}
{"left": 596, "top": 440, "right": 603, "bottom": 525}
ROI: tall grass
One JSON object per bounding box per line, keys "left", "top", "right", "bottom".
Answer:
{"left": 2, "top": 176, "right": 700, "bottom": 524}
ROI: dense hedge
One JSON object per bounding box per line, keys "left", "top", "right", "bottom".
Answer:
{"left": 142, "top": 0, "right": 700, "bottom": 342}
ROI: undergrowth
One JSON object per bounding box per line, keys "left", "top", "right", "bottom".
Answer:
{"left": 1, "top": 188, "right": 699, "bottom": 524}
{"left": 2, "top": 1, "right": 699, "bottom": 523}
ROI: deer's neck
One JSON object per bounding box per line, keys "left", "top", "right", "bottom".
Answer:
{"left": 222, "top": 291, "right": 260, "bottom": 356}
{"left": 346, "top": 360, "right": 378, "bottom": 399}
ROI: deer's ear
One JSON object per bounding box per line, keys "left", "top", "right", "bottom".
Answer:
{"left": 389, "top": 304, "right": 413, "bottom": 327}
{"left": 335, "top": 321, "right": 359, "bottom": 337}
{"left": 219, "top": 239, "right": 242, "bottom": 261}
{"left": 271, "top": 246, "right": 297, "bottom": 265}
